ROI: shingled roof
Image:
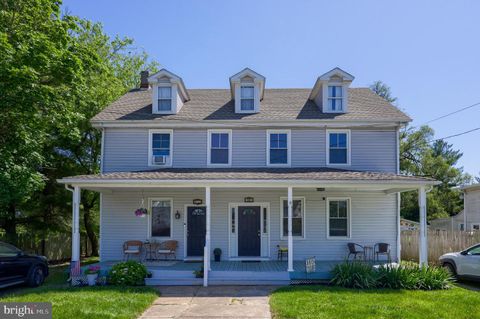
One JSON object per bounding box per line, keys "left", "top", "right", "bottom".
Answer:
{"left": 91, "top": 88, "right": 411, "bottom": 123}
{"left": 60, "top": 168, "right": 435, "bottom": 184}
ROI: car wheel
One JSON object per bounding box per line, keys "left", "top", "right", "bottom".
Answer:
{"left": 443, "top": 263, "right": 457, "bottom": 277}
{"left": 28, "top": 266, "right": 45, "bottom": 287}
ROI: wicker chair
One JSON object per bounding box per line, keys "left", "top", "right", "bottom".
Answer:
{"left": 347, "top": 243, "right": 365, "bottom": 261}
{"left": 157, "top": 240, "right": 178, "bottom": 260}
{"left": 374, "top": 243, "right": 391, "bottom": 263}
{"left": 123, "top": 240, "right": 143, "bottom": 261}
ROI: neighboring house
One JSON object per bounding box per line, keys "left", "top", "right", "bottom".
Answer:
{"left": 59, "top": 67, "right": 437, "bottom": 285}
{"left": 400, "top": 218, "right": 420, "bottom": 231}
{"left": 430, "top": 184, "right": 480, "bottom": 231}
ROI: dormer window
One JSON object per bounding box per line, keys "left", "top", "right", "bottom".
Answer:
{"left": 240, "top": 86, "right": 255, "bottom": 111}
{"left": 309, "top": 67, "right": 354, "bottom": 114}
{"left": 148, "top": 69, "right": 189, "bottom": 115}
{"left": 229, "top": 68, "right": 265, "bottom": 114}
{"left": 328, "top": 85, "right": 343, "bottom": 111}
{"left": 158, "top": 86, "right": 172, "bottom": 111}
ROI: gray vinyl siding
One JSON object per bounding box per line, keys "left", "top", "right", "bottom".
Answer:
{"left": 232, "top": 130, "right": 266, "bottom": 166}
{"left": 173, "top": 130, "right": 207, "bottom": 167}
{"left": 351, "top": 130, "right": 397, "bottom": 172}
{"left": 100, "top": 188, "right": 398, "bottom": 262}
{"left": 102, "top": 128, "right": 397, "bottom": 173}
{"left": 103, "top": 128, "right": 148, "bottom": 172}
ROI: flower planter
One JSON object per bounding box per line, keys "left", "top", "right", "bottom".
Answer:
{"left": 87, "top": 273, "right": 98, "bottom": 286}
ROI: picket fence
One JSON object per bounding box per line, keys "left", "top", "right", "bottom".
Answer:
{"left": 401, "top": 230, "right": 480, "bottom": 264}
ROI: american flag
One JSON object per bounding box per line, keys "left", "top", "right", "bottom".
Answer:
{"left": 70, "top": 260, "right": 81, "bottom": 277}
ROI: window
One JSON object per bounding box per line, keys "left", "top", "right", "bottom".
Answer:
{"left": 263, "top": 207, "right": 268, "bottom": 234}
{"left": 208, "top": 130, "right": 231, "bottom": 165}
{"left": 459, "top": 223, "right": 465, "bottom": 231}
{"left": 328, "top": 85, "right": 343, "bottom": 111}
{"left": 267, "top": 130, "right": 290, "bottom": 166}
{"left": 327, "top": 130, "right": 350, "bottom": 165}
{"left": 327, "top": 198, "right": 350, "bottom": 238}
{"left": 150, "top": 199, "right": 172, "bottom": 238}
{"left": 240, "top": 86, "right": 255, "bottom": 111}
{"left": 148, "top": 130, "right": 172, "bottom": 166}
{"left": 158, "top": 86, "right": 172, "bottom": 111}
{"left": 472, "top": 224, "right": 480, "bottom": 231}
{"left": 280, "top": 197, "right": 305, "bottom": 238}
{"left": 466, "top": 245, "right": 480, "bottom": 255}
{"left": 0, "top": 242, "right": 20, "bottom": 257}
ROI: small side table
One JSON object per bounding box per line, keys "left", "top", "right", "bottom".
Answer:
{"left": 144, "top": 242, "right": 158, "bottom": 261}
{"left": 363, "top": 245, "right": 374, "bottom": 262}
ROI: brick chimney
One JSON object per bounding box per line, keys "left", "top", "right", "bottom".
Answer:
{"left": 140, "top": 71, "right": 149, "bottom": 89}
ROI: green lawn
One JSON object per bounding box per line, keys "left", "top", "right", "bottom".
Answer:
{"left": 270, "top": 285, "right": 480, "bottom": 319}
{"left": 0, "top": 258, "right": 158, "bottom": 319}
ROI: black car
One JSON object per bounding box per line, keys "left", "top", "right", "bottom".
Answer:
{"left": 0, "top": 241, "right": 49, "bottom": 288}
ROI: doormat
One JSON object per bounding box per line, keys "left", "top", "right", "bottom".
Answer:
{"left": 184, "top": 260, "right": 203, "bottom": 263}
{"left": 241, "top": 260, "right": 261, "bottom": 263}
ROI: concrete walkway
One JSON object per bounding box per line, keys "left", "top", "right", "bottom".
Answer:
{"left": 139, "top": 286, "right": 277, "bottom": 319}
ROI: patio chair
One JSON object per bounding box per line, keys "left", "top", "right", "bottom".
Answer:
{"left": 347, "top": 243, "right": 365, "bottom": 261}
{"left": 277, "top": 245, "right": 288, "bottom": 261}
{"left": 123, "top": 240, "right": 143, "bottom": 261}
{"left": 157, "top": 240, "right": 178, "bottom": 260}
{"left": 374, "top": 243, "right": 391, "bottom": 263}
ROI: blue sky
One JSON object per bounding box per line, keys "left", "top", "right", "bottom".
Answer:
{"left": 63, "top": 0, "right": 479, "bottom": 176}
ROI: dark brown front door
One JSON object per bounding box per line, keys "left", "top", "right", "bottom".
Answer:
{"left": 187, "top": 206, "right": 206, "bottom": 256}
{"left": 238, "top": 206, "right": 261, "bottom": 256}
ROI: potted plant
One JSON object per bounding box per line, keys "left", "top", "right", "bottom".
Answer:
{"left": 85, "top": 265, "right": 101, "bottom": 286}
{"left": 213, "top": 248, "right": 222, "bottom": 262}
{"left": 193, "top": 266, "right": 204, "bottom": 278}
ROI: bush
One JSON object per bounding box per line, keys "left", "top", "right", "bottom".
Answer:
{"left": 108, "top": 261, "right": 148, "bottom": 286}
{"left": 331, "top": 261, "right": 452, "bottom": 290}
{"left": 330, "top": 261, "right": 378, "bottom": 289}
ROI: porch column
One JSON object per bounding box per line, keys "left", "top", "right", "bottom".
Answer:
{"left": 72, "top": 186, "right": 81, "bottom": 265}
{"left": 204, "top": 186, "right": 211, "bottom": 287}
{"left": 287, "top": 186, "right": 294, "bottom": 272}
{"left": 418, "top": 186, "right": 428, "bottom": 266}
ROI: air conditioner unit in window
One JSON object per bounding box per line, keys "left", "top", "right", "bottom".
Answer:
{"left": 152, "top": 155, "right": 167, "bottom": 165}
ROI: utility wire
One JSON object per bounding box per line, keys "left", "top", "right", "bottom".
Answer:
{"left": 423, "top": 101, "right": 480, "bottom": 124}
{"left": 428, "top": 126, "right": 480, "bottom": 143}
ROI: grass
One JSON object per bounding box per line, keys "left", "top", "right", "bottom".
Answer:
{"left": 0, "top": 257, "right": 159, "bottom": 319}
{"left": 270, "top": 285, "right": 480, "bottom": 319}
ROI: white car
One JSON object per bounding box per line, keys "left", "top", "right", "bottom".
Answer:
{"left": 439, "top": 243, "right": 480, "bottom": 281}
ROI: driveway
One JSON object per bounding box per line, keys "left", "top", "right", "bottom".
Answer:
{"left": 139, "top": 285, "right": 277, "bottom": 319}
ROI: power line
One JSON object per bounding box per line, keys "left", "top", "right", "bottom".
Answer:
{"left": 424, "top": 101, "right": 480, "bottom": 124}
{"left": 429, "top": 126, "right": 480, "bottom": 143}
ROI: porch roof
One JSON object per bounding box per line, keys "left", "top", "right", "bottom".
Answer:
{"left": 58, "top": 168, "right": 438, "bottom": 191}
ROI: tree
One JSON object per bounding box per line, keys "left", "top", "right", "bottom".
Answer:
{"left": 0, "top": 0, "right": 83, "bottom": 243}
{"left": 0, "top": 0, "right": 158, "bottom": 255}
{"left": 370, "top": 82, "right": 469, "bottom": 221}
{"left": 369, "top": 81, "right": 398, "bottom": 104}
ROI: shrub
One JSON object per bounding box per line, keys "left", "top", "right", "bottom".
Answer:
{"left": 330, "top": 261, "right": 378, "bottom": 289}
{"left": 108, "top": 261, "right": 148, "bottom": 286}
{"left": 331, "top": 261, "right": 453, "bottom": 290}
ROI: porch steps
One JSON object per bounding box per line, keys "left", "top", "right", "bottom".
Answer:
{"left": 147, "top": 269, "right": 203, "bottom": 286}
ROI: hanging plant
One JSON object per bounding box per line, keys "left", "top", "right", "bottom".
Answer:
{"left": 134, "top": 208, "right": 148, "bottom": 218}
{"left": 135, "top": 191, "right": 148, "bottom": 218}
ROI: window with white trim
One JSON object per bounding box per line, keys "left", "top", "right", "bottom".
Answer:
{"left": 150, "top": 199, "right": 172, "bottom": 237}
{"left": 472, "top": 224, "right": 480, "bottom": 231}
{"left": 280, "top": 197, "right": 304, "bottom": 238}
{"left": 327, "top": 130, "right": 350, "bottom": 165}
{"left": 158, "top": 86, "right": 172, "bottom": 111}
{"left": 240, "top": 86, "right": 255, "bottom": 111}
{"left": 208, "top": 130, "right": 231, "bottom": 165}
{"left": 149, "top": 130, "right": 172, "bottom": 166}
{"left": 327, "top": 85, "right": 343, "bottom": 111}
{"left": 327, "top": 198, "right": 350, "bottom": 238}
{"left": 268, "top": 130, "right": 290, "bottom": 165}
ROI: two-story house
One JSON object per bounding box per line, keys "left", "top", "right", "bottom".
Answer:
{"left": 59, "top": 67, "right": 437, "bottom": 285}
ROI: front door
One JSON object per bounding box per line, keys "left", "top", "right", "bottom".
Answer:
{"left": 238, "top": 206, "right": 261, "bottom": 256}
{"left": 187, "top": 206, "right": 206, "bottom": 257}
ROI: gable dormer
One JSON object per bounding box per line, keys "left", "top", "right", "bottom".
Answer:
{"left": 309, "top": 67, "right": 354, "bottom": 113}
{"left": 229, "top": 68, "right": 265, "bottom": 114}
{"left": 148, "top": 69, "right": 189, "bottom": 114}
